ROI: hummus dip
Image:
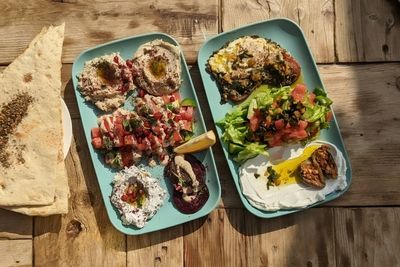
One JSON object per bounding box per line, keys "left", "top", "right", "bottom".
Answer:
{"left": 131, "top": 39, "right": 182, "bottom": 96}
{"left": 110, "top": 165, "right": 166, "bottom": 228}
{"left": 77, "top": 53, "right": 134, "bottom": 111}
{"left": 239, "top": 141, "right": 347, "bottom": 211}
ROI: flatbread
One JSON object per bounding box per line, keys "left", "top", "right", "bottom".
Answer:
{"left": 0, "top": 24, "right": 65, "bottom": 206}
{"left": 2, "top": 151, "right": 70, "bottom": 216}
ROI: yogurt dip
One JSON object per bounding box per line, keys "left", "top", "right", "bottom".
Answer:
{"left": 239, "top": 141, "right": 347, "bottom": 211}
{"left": 110, "top": 165, "right": 166, "bottom": 228}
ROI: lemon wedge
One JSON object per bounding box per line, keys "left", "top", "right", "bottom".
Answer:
{"left": 174, "top": 130, "right": 216, "bottom": 154}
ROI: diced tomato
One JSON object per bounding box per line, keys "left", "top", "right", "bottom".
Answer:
{"left": 298, "top": 120, "right": 308, "bottom": 130}
{"left": 161, "top": 91, "right": 181, "bottom": 104}
{"left": 287, "top": 129, "right": 308, "bottom": 139}
{"left": 173, "top": 131, "right": 183, "bottom": 142}
{"left": 181, "top": 120, "right": 193, "bottom": 131}
{"left": 137, "top": 143, "right": 147, "bottom": 151}
{"left": 121, "top": 149, "right": 134, "bottom": 167}
{"left": 180, "top": 106, "right": 194, "bottom": 121}
{"left": 308, "top": 93, "right": 316, "bottom": 105}
{"left": 153, "top": 112, "right": 163, "bottom": 120}
{"left": 114, "top": 124, "right": 125, "bottom": 139}
{"left": 124, "top": 135, "right": 136, "bottom": 147}
{"left": 114, "top": 116, "right": 123, "bottom": 124}
{"left": 113, "top": 136, "right": 124, "bottom": 147}
{"left": 274, "top": 119, "right": 285, "bottom": 130}
{"left": 143, "top": 121, "right": 151, "bottom": 128}
{"left": 121, "top": 194, "right": 129, "bottom": 202}
{"left": 91, "top": 128, "right": 102, "bottom": 138}
{"left": 268, "top": 132, "right": 283, "bottom": 147}
{"left": 91, "top": 137, "right": 103, "bottom": 149}
{"left": 153, "top": 125, "right": 163, "bottom": 134}
{"left": 326, "top": 111, "right": 333, "bottom": 122}
{"left": 291, "top": 84, "right": 307, "bottom": 102}
{"left": 173, "top": 114, "right": 182, "bottom": 122}
{"left": 249, "top": 115, "right": 260, "bottom": 132}
{"left": 102, "top": 119, "right": 111, "bottom": 132}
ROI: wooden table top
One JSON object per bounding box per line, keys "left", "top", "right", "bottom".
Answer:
{"left": 1, "top": 1, "right": 400, "bottom": 266}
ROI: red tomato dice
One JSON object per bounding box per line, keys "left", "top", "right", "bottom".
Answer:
{"left": 249, "top": 115, "right": 260, "bottom": 132}
{"left": 91, "top": 137, "right": 103, "bottom": 149}
{"left": 91, "top": 128, "right": 102, "bottom": 138}
{"left": 173, "top": 131, "right": 183, "bottom": 142}
{"left": 114, "top": 116, "right": 123, "bottom": 124}
{"left": 181, "top": 120, "right": 193, "bottom": 131}
{"left": 180, "top": 106, "right": 194, "bottom": 121}
{"left": 274, "top": 119, "right": 285, "bottom": 130}
{"left": 124, "top": 135, "right": 136, "bottom": 147}
{"left": 153, "top": 112, "right": 163, "bottom": 120}
{"left": 291, "top": 84, "right": 307, "bottom": 102}
{"left": 114, "top": 124, "right": 125, "bottom": 138}
{"left": 137, "top": 142, "right": 147, "bottom": 151}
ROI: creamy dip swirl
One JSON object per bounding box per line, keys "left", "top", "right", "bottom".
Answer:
{"left": 111, "top": 165, "right": 166, "bottom": 228}
{"left": 239, "top": 141, "right": 347, "bottom": 211}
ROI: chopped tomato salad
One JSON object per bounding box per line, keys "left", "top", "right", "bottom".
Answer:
{"left": 217, "top": 84, "right": 333, "bottom": 162}
{"left": 91, "top": 91, "right": 196, "bottom": 168}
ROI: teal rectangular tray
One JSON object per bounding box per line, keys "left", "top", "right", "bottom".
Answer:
{"left": 198, "top": 18, "right": 351, "bottom": 218}
{"left": 72, "top": 33, "right": 221, "bottom": 235}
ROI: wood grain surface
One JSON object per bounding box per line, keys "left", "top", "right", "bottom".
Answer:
{"left": 0, "top": 240, "right": 32, "bottom": 267}
{"left": 335, "top": 0, "right": 400, "bottom": 62}
{"left": 0, "top": 209, "right": 32, "bottom": 240}
{"left": 1, "top": 1, "right": 400, "bottom": 266}
{"left": 0, "top": 0, "right": 218, "bottom": 65}
{"left": 335, "top": 208, "right": 400, "bottom": 266}
{"left": 222, "top": 0, "right": 335, "bottom": 63}
{"left": 34, "top": 121, "right": 126, "bottom": 267}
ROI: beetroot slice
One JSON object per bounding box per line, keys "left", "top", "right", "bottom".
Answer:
{"left": 173, "top": 188, "right": 209, "bottom": 214}
{"left": 164, "top": 154, "right": 209, "bottom": 214}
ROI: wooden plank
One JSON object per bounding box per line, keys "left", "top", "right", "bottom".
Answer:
{"left": 221, "top": 0, "right": 335, "bottom": 63}
{"left": 127, "top": 226, "right": 183, "bottom": 267}
{"left": 183, "top": 209, "right": 246, "bottom": 267}
{"left": 245, "top": 208, "right": 335, "bottom": 266}
{"left": 33, "top": 119, "right": 126, "bottom": 266}
{"left": 0, "top": 0, "right": 218, "bottom": 65}
{"left": 183, "top": 208, "right": 335, "bottom": 266}
{"left": 334, "top": 208, "right": 400, "bottom": 266}
{"left": 0, "top": 240, "right": 32, "bottom": 267}
{"left": 319, "top": 63, "right": 400, "bottom": 206}
{"left": 0, "top": 209, "right": 32, "bottom": 240}
{"left": 335, "top": 0, "right": 400, "bottom": 62}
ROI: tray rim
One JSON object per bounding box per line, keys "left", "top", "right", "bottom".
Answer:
{"left": 72, "top": 32, "right": 222, "bottom": 235}
{"left": 197, "top": 17, "right": 352, "bottom": 218}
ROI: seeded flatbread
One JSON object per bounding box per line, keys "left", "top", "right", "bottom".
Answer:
{"left": 2, "top": 150, "right": 69, "bottom": 215}
{"left": 0, "top": 24, "right": 65, "bottom": 206}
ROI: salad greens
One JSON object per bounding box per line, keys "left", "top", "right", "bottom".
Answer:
{"left": 217, "top": 85, "right": 333, "bottom": 163}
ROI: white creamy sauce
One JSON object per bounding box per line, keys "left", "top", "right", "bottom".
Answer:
{"left": 239, "top": 141, "right": 348, "bottom": 211}
{"left": 174, "top": 155, "right": 199, "bottom": 189}
{"left": 110, "top": 165, "right": 166, "bottom": 228}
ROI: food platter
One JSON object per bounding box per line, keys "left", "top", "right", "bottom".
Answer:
{"left": 198, "top": 18, "right": 352, "bottom": 218}
{"left": 72, "top": 33, "right": 221, "bottom": 235}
